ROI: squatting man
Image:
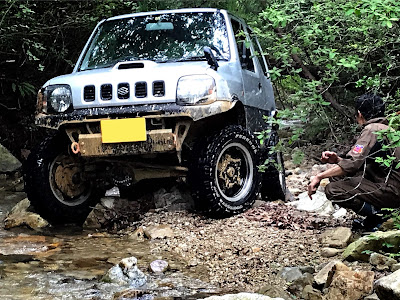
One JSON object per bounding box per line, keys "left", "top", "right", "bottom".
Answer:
{"left": 307, "top": 94, "right": 400, "bottom": 229}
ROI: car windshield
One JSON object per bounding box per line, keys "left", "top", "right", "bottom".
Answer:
{"left": 79, "top": 12, "right": 230, "bottom": 71}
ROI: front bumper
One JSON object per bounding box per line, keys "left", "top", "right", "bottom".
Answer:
{"left": 35, "top": 101, "right": 235, "bottom": 130}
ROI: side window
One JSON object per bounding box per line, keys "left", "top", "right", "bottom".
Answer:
{"left": 251, "top": 35, "right": 267, "bottom": 75}
{"left": 231, "top": 19, "right": 254, "bottom": 72}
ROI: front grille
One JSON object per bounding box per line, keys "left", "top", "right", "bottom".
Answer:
{"left": 83, "top": 85, "right": 95, "bottom": 101}
{"left": 101, "top": 84, "right": 112, "bottom": 100}
{"left": 117, "top": 83, "right": 130, "bottom": 99}
{"left": 153, "top": 81, "right": 165, "bottom": 97}
{"left": 135, "top": 82, "right": 147, "bottom": 98}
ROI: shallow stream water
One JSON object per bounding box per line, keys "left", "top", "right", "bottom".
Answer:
{"left": 0, "top": 178, "right": 220, "bottom": 300}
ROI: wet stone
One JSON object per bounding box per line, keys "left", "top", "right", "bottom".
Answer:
{"left": 150, "top": 259, "right": 169, "bottom": 274}
{"left": 144, "top": 225, "right": 174, "bottom": 239}
{"left": 278, "top": 267, "right": 303, "bottom": 282}
{"left": 103, "top": 256, "right": 147, "bottom": 287}
{"left": 369, "top": 252, "right": 397, "bottom": 271}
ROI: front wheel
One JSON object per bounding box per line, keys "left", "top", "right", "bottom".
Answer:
{"left": 189, "top": 125, "right": 261, "bottom": 217}
{"left": 24, "top": 134, "right": 102, "bottom": 225}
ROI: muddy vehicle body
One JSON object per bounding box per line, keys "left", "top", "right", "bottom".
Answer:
{"left": 24, "top": 8, "right": 286, "bottom": 224}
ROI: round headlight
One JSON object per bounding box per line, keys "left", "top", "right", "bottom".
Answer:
{"left": 49, "top": 86, "right": 72, "bottom": 112}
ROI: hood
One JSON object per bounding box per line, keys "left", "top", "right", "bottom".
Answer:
{"left": 44, "top": 60, "right": 232, "bottom": 109}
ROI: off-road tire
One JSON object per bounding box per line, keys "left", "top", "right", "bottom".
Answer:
{"left": 260, "top": 151, "right": 287, "bottom": 201}
{"left": 24, "top": 134, "right": 101, "bottom": 225}
{"left": 189, "top": 125, "right": 261, "bottom": 217}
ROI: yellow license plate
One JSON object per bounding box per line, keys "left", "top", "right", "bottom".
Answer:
{"left": 100, "top": 118, "right": 146, "bottom": 143}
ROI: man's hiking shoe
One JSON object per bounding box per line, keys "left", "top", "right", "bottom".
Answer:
{"left": 352, "top": 214, "right": 385, "bottom": 232}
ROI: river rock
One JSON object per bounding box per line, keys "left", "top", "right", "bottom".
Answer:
{"left": 301, "top": 285, "right": 323, "bottom": 300}
{"left": 202, "top": 293, "right": 285, "bottom": 300}
{"left": 288, "top": 273, "right": 314, "bottom": 296}
{"left": 0, "top": 144, "right": 21, "bottom": 173}
{"left": 149, "top": 259, "right": 169, "bottom": 273}
{"left": 313, "top": 260, "right": 346, "bottom": 288}
{"left": 257, "top": 284, "right": 292, "bottom": 299}
{"left": 342, "top": 230, "right": 400, "bottom": 262}
{"left": 374, "top": 269, "right": 400, "bottom": 299}
{"left": 325, "top": 269, "right": 374, "bottom": 300}
{"left": 391, "top": 263, "right": 400, "bottom": 272}
{"left": 153, "top": 186, "right": 194, "bottom": 211}
{"left": 332, "top": 207, "right": 347, "bottom": 219}
{"left": 364, "top": 293, "right": 380, "bottom": 300}
{"left": 144, "top": 225, "right": 174, "bottom": 239}
{"left": 319, "top": 227, "right": 352, "bottom": 248}
{"left": 102, "top": 256, "right": 146, "bottom": 287}
{"left": 321, "top": 247, "right": 343, "bottom": 258}
{"left": 278, "top": 267, "right": 303, "bottom": 282}
{"left": 369, "top": 252, "right": 397, "bottom": 271}
{"left": 289, "top": 191, "right": 334, "bottom": 216}
{"left": 84, "top": 197, "right": 139, "bottom": 229}
{"left": 3, "top": 198, "right": 49, "bottom": 230}
{"left": 112, "top": 289, "right": 148, "bottom": 300}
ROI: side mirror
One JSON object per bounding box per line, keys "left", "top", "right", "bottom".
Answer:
{"left": 204, "top": 46, "right": 219, "bottom": 71}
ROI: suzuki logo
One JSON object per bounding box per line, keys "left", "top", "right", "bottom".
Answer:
{"left": 118, "top": 86, "right": 129, "bottom": 95}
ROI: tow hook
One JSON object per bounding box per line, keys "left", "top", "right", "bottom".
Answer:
{"left": 71, "top": 142, "right": 80, "bottom": 154}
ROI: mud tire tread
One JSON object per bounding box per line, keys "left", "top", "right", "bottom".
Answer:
{"left": 189, "top": 125, "right": 261, "bottom": 217}
{"left": 23, "top": 134, "right": 101, "bottom": 225}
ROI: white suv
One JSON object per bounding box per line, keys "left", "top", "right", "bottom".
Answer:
{"left": 24, "top": 8, "right": 286, "bottom": 224}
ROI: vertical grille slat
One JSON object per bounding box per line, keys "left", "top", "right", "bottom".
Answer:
{"left": 117, "top": 83, "right": 130, "bottom": 99}
{"left": 135, "top": 82, "right": 147, "bottom": 98}
{"left": 153, "top": 81, "right": 165, "bottom": 97}
{"left": 84, "top": 85, "right": 95, "bottom": 101}
{"left": 101, "top": 84, "right": 112, "bottom": 100}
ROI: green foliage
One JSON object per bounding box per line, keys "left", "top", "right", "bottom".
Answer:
{"left": 255, "top": 0, "right": 400, "bottom": 146}
{"left": 382, "top": 208, "right": 400, "bottom": 230}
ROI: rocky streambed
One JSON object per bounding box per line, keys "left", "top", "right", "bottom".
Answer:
{"left": 1, "top": 145, "right": 400, "bottom": 299}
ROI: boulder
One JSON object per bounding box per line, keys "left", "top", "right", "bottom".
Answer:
{"left": 290, "top": 191, "right": 335, "bottom": 216}
{"left": 369, "top": 252, "right": 397, "bottom": 271}
{"left": 102, "top": 256, "right": 146, "bottom": 287}
{"left": 319, "top": 227, "right": 352, "bottom": 248}
{"left": 0, "top": 144, "right": 21, "bottom": 173}
{"left": 149, "top": 259, "right": 169, "bottom": 274}
{"left": 325, "top": 270, "right": 374, "bottom": 300}
{"left": 83, "top": 197, "right": 139, "bottom": 229}
{"left": 313, "top": 260, "right": 344, "bottom": 288}
{"left": 3, "top": 199, "right": 49, "bottom": 230}
{"left": 342, "top": 231, "right": 400, "bottom": 262}
{"left": 201, "top": 293, "right": 285, "bottom": 300}
{"left": 144, "top": 225, "right": 174, "bottom": 239}
{"left": 374, "top": 269, "right": 400, "bottom": 299}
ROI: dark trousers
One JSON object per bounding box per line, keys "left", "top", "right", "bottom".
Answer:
{"left": 325, "top": 176, "right": 399, "bottom": 214}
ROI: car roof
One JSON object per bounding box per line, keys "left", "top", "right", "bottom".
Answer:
{"left": 106, "top": 8, "right": 227, "bottom": 21}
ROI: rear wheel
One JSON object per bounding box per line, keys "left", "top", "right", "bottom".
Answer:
{"left": 189, "top": 125, "right": 260, "bottom": 217}
{"left": 260, "top": 151, "right": 287, "bottom": 201}
{"left": 24, "top": 134, "right": 102, "bottom": 225}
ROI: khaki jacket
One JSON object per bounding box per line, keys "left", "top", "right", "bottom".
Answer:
{"left": 338, "top": 117, "right": 400, "bottom": 191}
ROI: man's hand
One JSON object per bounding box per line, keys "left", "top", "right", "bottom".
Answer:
{"left": 321, "top": 151, "right": 340, "bottom": 164}
{"left": 307, "top": 176, "right": 321, "bottom": 199}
